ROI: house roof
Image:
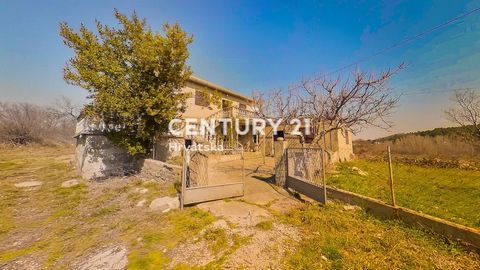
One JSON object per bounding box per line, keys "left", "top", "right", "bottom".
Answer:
{"left": 188, "top": 75, "right": 254, "bottom": 102}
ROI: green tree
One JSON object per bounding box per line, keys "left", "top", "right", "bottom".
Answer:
{"left": 60, "top": 10, "right": 193, "bottom": 154}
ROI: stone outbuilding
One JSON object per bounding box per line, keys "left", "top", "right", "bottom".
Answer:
{"left": 74, "top": 118, "right": 143, "bottom": 180}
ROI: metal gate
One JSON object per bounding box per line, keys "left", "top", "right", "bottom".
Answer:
{"left": 285, "top": 148, "right": 327, "bottom": 204}
{"left": 181, "top": 147, "right": 245, "bottom": 207}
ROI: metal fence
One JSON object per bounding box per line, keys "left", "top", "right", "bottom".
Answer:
{"left": 181, "top": 147, "right": 245, "bottom": 207}
{"left": 287, "top": 148, "right": 325, "bottom": 184}
{"left": 285, "top": 147, "right": 328, "bottom": 204}
{"left": 185, "top": 151, "right": 209, "bottom": 187}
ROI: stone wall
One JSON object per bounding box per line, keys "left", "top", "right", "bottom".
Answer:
{"left": 76, "top": 134, "right": 142, "bottom": 180}
{"left": 154, "top": 136, "right": 184, "bottom": 162}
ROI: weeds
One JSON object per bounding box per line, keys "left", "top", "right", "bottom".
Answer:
{"left": 255, "top": 220, "right": 273, "bottom": 230}
{"left": 328, "top": 160, "right": 480, "bottom": 227}
{"left": 282, "top": 203, "right": 480, "bottom": 269}
{"left": 203, "top": 228, "right": 228, "bottom": 254}
{"left": 128, "top": 251, "right": 169, "bottom": 270}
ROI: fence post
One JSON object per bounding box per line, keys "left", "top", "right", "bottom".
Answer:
{"left": 242, "top": 149, "right": 245, "bottom": 193}
{"left": 152, "top": 136, "right": 156, "bottom": 159}
{"left": 387, "top": 146, "right": 396, "bottom": 207}
{"left": 263, "top": 133, "right": 266, "bottom": 164}
{"left": 180, "top": 149, "right": 188, "bottom": 209}
{"left": 322, "top": 149, "right": 327, "bottom": 204}
{"left": 322, "top": 127, "right": 328, "bottom": 205}
{"left": 274, "top": 137, "right": 288, "bottom": 186}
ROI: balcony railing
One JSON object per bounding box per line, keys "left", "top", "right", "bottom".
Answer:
{"left": 220, "top": 107, "right": 256, "bottom": 119}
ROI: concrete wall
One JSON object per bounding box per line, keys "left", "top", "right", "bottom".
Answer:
{"left": 284, "top": 172, "right": 480, "bottom": 251}
{"left": 332, "top": 128, "right": 354, "bottom": 161}
{"left": 325, "top": 185, "right": 480, "bottom": 251}
{"left": 76, "top": 134, "right": 142, "bottom": 180}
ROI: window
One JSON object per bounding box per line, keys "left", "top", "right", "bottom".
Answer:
{"left": 299, "top": 127, "right": 315, "bottom": 143}
{"left": 195, "top": 90, "right": 208, "bottom": 107}
{"left": 222, "top": 99, "right": 233, "bottom": 109}
{"left": 274, "top": 130, "right": 284, "bottom": 141}
{"left": 239, "top": 103, "right": 246, "bottom": 110}
{"left": 344, "top": 128, "right": 350, "bottom": 144}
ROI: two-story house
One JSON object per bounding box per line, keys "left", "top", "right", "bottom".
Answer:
{"left": 153, "top": 76, "right": 257, "bottom": 161}
{"left": 74, "top": 75, "right": 353, "bottom": 179}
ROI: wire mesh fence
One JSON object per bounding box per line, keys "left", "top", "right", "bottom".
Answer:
{"left": 286, "top": 148, "right": 325, "bottom": 185}
{"left": 322, "top": 145, "right": 480, "bottom": 229}
{"left": 184, "top": 148, "right": 245, "bottom": 188}
{"left": 185, "top": 151, "right": 209, "bottom": 188}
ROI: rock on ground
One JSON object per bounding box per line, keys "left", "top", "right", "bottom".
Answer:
{"left": 198, "top": 200, "right": 272, "bottom": 227}
{"left": 133, "top": 187, "right": 148, "bottom": 194}
{"left": 14, "top": 181, "right": 42, "bottom": 188}
{"left": 170, "top": 200, "right": 301, "bottom": 269}
{"left": 351, "top": 166, "right": 368, "bottom": 176}
{"left": 343, "top": 204, "right": 361, "bottom": 211}
{"left": 149, "top": 196, "right": 180, "bottom": 212}
{"left": 138, "top": 159, "right": 180, "bottom": 182}
{"left": 136, "top": 199, "right": 147, "bottom": 207}
{"left": 61, "top": 179, "right": 80, "bottom": 188}
{"left": 74, "top": 245, "right": 127, "bottom": 270}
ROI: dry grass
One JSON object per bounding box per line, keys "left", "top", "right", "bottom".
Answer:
{"left": 328, "top": 160, "right": 480, "bottom": 228}
{"left": 0, "top": 145, "right": 214, "bottom": 269}
{"left": 1, "top": 145, "right": 479, "bottom": 269}
{"left": 356, "top": 134, "right": 479, "bottom": 162}
{"left": 282, "top": 203, "right": 480, "bottom": 269}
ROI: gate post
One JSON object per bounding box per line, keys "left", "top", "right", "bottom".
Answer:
{"left": 274, "top": 138, "right": 288, "bottom": 186}
{"left": 180, "top": 149, "right": 188, "bottom": 209}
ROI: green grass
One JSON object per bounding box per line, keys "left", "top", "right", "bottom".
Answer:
{"left": 1, "top": 145, "right": 479, "bottom": 269}
{"left": 255, "top": 220, "right": 273, "bottom": 230}
{"left": 282, "top": 203, "right": 480, "bottom": 269}
{"left": 203, "top": 228, "right": 228, "bottom": 254}
{"left": 0, "top": 145, "right": 215, "bottom": 269}
{"left": 328, "top": 160, "right": 480, "bottom": 228}
{"left": 128, "top": 250, "right": 169, "bottom": 270}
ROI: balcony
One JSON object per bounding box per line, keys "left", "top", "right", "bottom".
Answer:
{"left": 221, "top": 107, "right": 256, "bottom": 119}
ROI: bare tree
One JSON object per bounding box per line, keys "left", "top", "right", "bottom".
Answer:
{"left": 252, "top": 65, "right": 403, "bottom": 143}
{"left": 445, "top": 89, "right": 480, "bottom": 139}
{"left": 0, "top": 103, "right": 49, "bottom": 144}
{"left": 299, "top": 64, "right": 404, "bottom": 137}
{"left": 251, "top": 65, "right": 402, "bottom": 147}
{"left": 49, "top": 95, "right": 81, "bottom": 120}
{"left": 0, "top": 101, "right": 78, "bottom": 145}
{"left": 252, "top": 87, "right": 302, "bottom": 123}
{"left": 286, "top": 64, "right": 404, "bottom": 141}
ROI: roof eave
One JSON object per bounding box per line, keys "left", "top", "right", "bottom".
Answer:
{"left": 188, "top": 75, "right": 254, "bottom": 103}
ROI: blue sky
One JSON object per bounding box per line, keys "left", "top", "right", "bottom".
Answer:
{"left": 1, "top": 0, "right": 480, "bottom": 139}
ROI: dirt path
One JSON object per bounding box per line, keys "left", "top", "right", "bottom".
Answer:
{"left": 170, "top": 155, "right": 302, "bottom": 269}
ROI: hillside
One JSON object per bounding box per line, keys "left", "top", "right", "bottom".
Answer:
{"left": 354, "top": 126, "right": 479, "bottom": 166}
{"left": 372, "top": 125, "right": 476, "bottom": 142}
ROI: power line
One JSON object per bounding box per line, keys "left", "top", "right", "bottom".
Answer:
{"left": 402, "top": 87, "right": 478, "bottom": 96}
{"left": 323, "top": 6, "right": 480, "bottom": 77}
{"left": 402, "top": 89, "right": 455, "bottom": 96}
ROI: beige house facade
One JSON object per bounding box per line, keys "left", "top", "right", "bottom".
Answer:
{"left": 154, "top": 76, "right": 354, "bottom": 163}
{"left": 75, "top": 75, "right": 353, "bottom": 179}
{"left": 153, "top": 76, "right": 257, "bottom": 161}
